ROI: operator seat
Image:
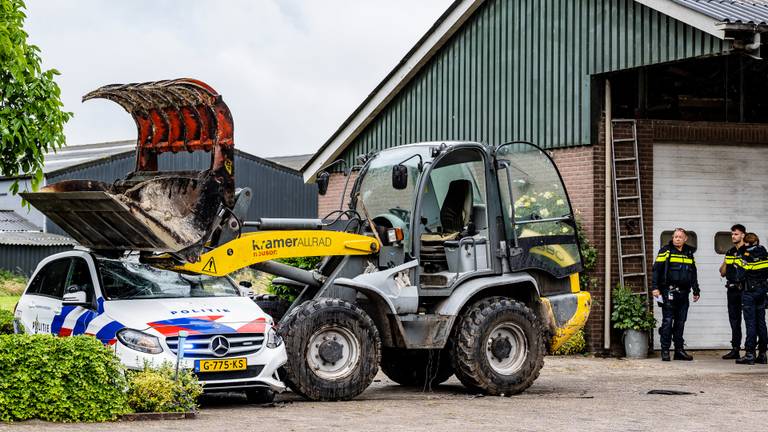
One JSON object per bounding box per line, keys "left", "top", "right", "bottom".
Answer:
{"left": 420, "top": 179, "right": 474, "bottom": 273}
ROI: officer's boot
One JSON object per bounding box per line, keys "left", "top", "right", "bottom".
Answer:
{"left": 674, "top": 349, "right": 693, "bottom": 361}
{"left": 722, "top": 348, "right": 740, "bottom": 360}
{"left": 756, "top": 351, "right": 767, "bottom": 364}
{"left": 661, "top": 350, "right": 670, "bottom": 361}
{"left": 736, "top": 351, "right": 756, "bottom": 365}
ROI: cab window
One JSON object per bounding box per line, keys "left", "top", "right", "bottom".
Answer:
{"left": 29, "top": 258, "right": 71, "bottom": 299}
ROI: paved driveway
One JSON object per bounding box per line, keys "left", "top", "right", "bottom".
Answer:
{"left": 3, "top": 351, "right": 766, "bottom": 431}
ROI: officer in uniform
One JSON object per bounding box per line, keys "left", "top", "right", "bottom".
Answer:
{"left": 719, "top": 224, "right": 747, "bottom": 360}
{"left": 735, "top": 232, "right": 768, "bottom": 365}
{"left": 652, "top": 228, "right": 700, "bottom": 362}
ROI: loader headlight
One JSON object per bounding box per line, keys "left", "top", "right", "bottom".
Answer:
{"left": 265, "top": 326, "right": 283, "bottom": 349}
{"left": 117, "top": 329, "right": 163, "bottom": 354}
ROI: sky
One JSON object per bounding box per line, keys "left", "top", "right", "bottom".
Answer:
{"left": 24, "top": 0, "right": 454, "bottom": 159}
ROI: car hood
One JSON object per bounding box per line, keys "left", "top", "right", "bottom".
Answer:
{"left": 103, "top": 296, "right": 270, "bottom": 337}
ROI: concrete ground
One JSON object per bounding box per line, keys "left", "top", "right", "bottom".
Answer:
{"left": 3, "top": 351, "right": 767, "bottom": 432}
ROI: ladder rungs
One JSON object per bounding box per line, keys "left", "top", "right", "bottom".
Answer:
{"left": 621, "top": 253, "right": 645, "bottom": 258}
{"left": 616, "top": 176, "right": 638, "bottom": 181}
{"left": 623, "top": 272, "right": 647, "bottom": 277}
{"left": 614, "top": 157, "right": 636, "bottom": 162}
{"left": 620, "top": 234, "right": 643, "bottom": 239}
{"left": 618, "top": 215, "right": 641, "bottom": 220}
{"left": 612, "top": 119, "right": 636, "bottom": 124}
{"left": 617, "top": 196, "right": 640, "bottom": 200}
{"left": 613, "top": 138, "right": 636, "bottom": 143}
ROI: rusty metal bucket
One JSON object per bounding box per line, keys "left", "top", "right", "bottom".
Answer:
{"left": 21, "top": 79, "right": 235, "bottom": 261}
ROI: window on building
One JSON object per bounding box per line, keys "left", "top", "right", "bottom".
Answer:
{"left": 714, "top": 232, "right": 734, "bottom": 255}
{"left": 659, "top": 230, "right": 697, "bottom": 250}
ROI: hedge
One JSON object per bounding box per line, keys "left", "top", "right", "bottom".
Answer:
{"left": 0, "top": 310, "right": 13, "bottom": 335}
{"left": 126, "top": 363, "right": 202, "bottom": 413}
{"left": 0, "top": 334, "right": 128, "bottom": 422}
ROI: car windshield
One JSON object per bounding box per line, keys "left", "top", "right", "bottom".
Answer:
{"left": 97, "top": 259, "right": 239, "bottom": 300}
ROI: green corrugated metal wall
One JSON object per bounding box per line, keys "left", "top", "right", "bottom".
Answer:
{"left": 340, "top": 0, "right": 726, "bottom": 164}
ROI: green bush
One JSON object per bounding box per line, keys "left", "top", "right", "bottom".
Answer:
{"left": 611, "top": 284, "right": 656, "bottom": 331}
{"left": 267, "top": 256, "right": 323, "bottom": 301}
{"left": 0, "top": 334, "right": 128, "bottom": 422}
{"left": 552, "top": 329, "right": 587, "bottom": 355}
{"left": 0, "top": 309, "right": 14, "bottom": 334}
{"left": 126, "top": 363, "right": 202, "bottom": 413}
{"left": 575, "top": 216, "right": 598, "bottom": 291}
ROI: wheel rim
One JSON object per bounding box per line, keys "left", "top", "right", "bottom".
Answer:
{"left": 306, "top": 325, "right": 361, "bottom": 380}
{"left": 485, "top": 322, "right": 528, "bottom": 375}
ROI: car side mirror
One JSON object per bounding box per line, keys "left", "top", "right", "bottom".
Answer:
{"left": 62, "top": 291, "right": 87, "bottom": 305}
{"left": 317, "top": 171, "right": 331, "bottom": 195}
{"left": 392, "top": 164, "right": 408, "bottom": 190}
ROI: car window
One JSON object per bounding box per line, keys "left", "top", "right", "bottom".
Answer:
{"left": 67, "top": 258, "right": 95, "bottom": 302}
{"left": 32, "top": 258, "right": 71, "bottom": 299}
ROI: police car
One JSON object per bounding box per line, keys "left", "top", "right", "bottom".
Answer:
{"left": 13, "top": 249, "right": 287, "bottom": 398}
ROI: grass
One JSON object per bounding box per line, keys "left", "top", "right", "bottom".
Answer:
{"left": 0, "top": 296, "right": 19, "bottom": 312}
{"left": 0, "top": 269, "right": 26, "bottom": 297}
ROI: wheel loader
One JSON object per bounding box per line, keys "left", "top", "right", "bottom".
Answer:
{"left": 23, "top": 78, "right": 591, "bottom": 401}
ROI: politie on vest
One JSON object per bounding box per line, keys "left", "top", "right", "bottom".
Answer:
{"left": 652, "top": 228, "right": 700, "bottom": 362}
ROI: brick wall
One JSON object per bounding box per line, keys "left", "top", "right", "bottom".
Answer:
{"left": 318, "top": 172, "right": 358, "bottom": 218}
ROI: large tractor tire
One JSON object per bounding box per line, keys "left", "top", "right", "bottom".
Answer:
{"left": 451, "top": 297, "right": 545, "bottom": 396}
{"left": 380, "top": 348, "right": 453, "bottom": 388}
{"left": 278, "top": 298, "right": 381, "bottom": 401}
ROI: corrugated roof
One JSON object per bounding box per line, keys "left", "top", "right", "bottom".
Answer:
{"left": 672, "top": 0, "right": 768, "bottom": 26}
{"left": 266, "top": 154, "right": 313, "bottom": 171}
{"left": 0, "top": 210, "right": 41, "bottom": 232}
{"left": 42, "top": 140, "right": 136, "bottom": 174}
{"left": 0, "top": 231, "right": 77, "bottom": 247}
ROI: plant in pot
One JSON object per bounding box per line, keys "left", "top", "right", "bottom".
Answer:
{"left": 611, "top": 284, "right": 657, "bottom": 359}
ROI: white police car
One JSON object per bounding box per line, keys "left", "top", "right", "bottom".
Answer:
{"left": 13, "top": 249, "right": 287, "bottom": 399}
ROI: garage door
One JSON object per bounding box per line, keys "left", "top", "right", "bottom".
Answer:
{"left": 653, "top": 143, "right": 768, "bottom": 349}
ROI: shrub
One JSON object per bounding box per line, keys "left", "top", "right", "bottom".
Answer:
{"left": 126, "top": 363, "right": 202, "bottom": 413}
{"left": 0, "top": 334, "right": 128, "bottom": 422}
{"left": 611, "top": 284, "right": 656, "bottom": 331}
{"left": 0, "top": 309, "right": 14, "bottom": 335}
{"left": 552, "top": 329, "right": 587, "bottom": 355}
{"left": 267, "top": 256, "right": 323, "bottom": 301}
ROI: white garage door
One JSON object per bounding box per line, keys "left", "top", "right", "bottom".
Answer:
{"left": 653, "top": 143, "right": 768, "bottom": 349}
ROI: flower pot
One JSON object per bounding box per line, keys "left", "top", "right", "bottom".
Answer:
{"left": 623, "top": 329, "right": 649, "bottom": 359}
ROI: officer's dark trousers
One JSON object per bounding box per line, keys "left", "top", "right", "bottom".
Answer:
{"left": 742, "top": 286, "right": 768, "bottom": 353}
{"left": 659, "top": 292, "right": 690, "bottom": 351}
{"left": 727, "top": 288, "right": 743, "bottom": 349}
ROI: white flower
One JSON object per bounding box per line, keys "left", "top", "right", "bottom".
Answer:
{"left": 540, "top": 208, "right": 550, "bottom": 218}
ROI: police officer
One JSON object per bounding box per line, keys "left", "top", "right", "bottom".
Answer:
{"left": 719, "top": 224, "right": 747, "bottom": 360}
{"left": 652, "top": 228, "right": 700, "bottom": 362}
{"left": 735, "top": 232, "right": 768, "bottom": 365}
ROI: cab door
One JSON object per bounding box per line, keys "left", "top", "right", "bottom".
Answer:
{"left": 495, "top": 142, "right": 582, "bottom": 279}
{"left": 16, "top": 258, "right": 71, "bottom": 334}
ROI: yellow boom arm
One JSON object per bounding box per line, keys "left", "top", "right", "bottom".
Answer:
{"left": 175, "top": 230, "right": 380, "bottom": 276}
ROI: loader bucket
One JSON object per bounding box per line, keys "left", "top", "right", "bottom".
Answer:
{"left": 21, "top": 79, "right": 235, "bottom": 261}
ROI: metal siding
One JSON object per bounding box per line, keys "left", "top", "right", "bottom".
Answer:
{"left": 45, "top": 152, "right": 316, "bottom": 235}
{"left": 0, "top": 245, "right": 73, "bottom": 277}
{"left": 340, "top": 0, "right": 726, "bottom": 164}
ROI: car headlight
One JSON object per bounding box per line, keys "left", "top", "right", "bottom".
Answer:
{"left": 117, "top": 329, "right": 163, "bottom": 354}
{"left": 265, "top": 326, "right": 283, "bottom": 349}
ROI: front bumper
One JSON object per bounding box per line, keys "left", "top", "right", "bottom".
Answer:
{"left": 540, "top": 291, "right": 592, "bottom": 352}
{"left": 114, "top": 341, "right": 288, "bottom": 393}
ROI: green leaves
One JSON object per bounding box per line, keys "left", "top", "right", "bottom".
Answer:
{"left": 0, "top": 334, "right": 129, "bottom": 422}
{"left": 0, "top": 0, "right": 72, "bottom": 191}
{"left": 0, "top": 309, "right": 13, "bottom": 334}
{"left": 611, "top": 284, "right": 657, "bottom": 332}
{"left": 125, "top": 363, "right": 202, "bottom": 413}
{"left": 267, "top": 256, "right": 322, "bottom": 301}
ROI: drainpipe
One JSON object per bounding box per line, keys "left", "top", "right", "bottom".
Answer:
{"left": 604, "top": 79, "right": 613, "bottom": 351}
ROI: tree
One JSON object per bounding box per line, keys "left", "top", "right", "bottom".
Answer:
{"left": 0, "top": 0, "right": 71, "bottom": 193}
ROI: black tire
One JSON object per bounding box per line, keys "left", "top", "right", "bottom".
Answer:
{"left": 451, "top": 297, "right": 544, "bottom": 396}
{"left": 278, "top": 298, "right": 381, "bottom": 401}
{"left": 254, "top": 294, "right": 291, "bottom": 322}
{"left": 244, "top": 387, "right": 275, "bottom": 404}
{"left": 380, "top": 348, "right": 453, "bottom": 389}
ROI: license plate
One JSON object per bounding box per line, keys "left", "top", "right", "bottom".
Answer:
{"left": 195, "top": 358, "right": 247, "bottom": 372}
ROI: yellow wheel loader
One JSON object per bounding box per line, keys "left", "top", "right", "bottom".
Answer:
{"left": 23, "top": 79, "right": 590, "bottom": 401}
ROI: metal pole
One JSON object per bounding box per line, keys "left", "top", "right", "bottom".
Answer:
{"left": 175, "top": 330, "right": 188, "bottom": 380}
{"left": 604, "top": 79, "right": 613, "bottom": 351}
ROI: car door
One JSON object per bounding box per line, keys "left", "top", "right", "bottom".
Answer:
{"left": 16, "top": 258, "right": 71, "bottom": 334}
{"left": 61, "top": 257, "right": 101, "bottom": 336}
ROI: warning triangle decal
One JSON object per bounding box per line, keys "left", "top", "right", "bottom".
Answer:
{"left": 202, "top": 257, "right": 217, "bottom": 274}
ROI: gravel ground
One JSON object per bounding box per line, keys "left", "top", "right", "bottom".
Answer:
{"left": 3, "top": 351, "right": 767, "bottom": 432}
